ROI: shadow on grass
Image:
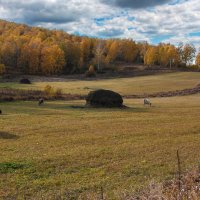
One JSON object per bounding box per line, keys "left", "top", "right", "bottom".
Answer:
{"left": 68, "top": 105, "right": 148, "bottom": 113}
{"left": 15, "top": 101, "right": 149, "bottom": 113}
{"left": 0, "top": 132, "right": 19, "bottom": 139}
{"left": 39, "top": 102, "right": 149, "bottom": 113}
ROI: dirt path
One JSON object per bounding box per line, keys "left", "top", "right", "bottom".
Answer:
{"left": 124, "top": 83, "right": 200, "bottom": 99}
{"left": 0, "top": 84, "right": 200, "bottom": 102}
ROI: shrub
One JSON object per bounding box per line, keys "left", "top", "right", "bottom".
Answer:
{"left": 188, "top": 65, "right": 200, "bottom": 71}
{"left": 0, "top": 64, "right": 6, "bottom": 75}
{"left": 85, "top": 65, "right": 96, "bottom": 77}
{"left": 44, "top": 85, "right": 63, "bottom": 97}
{"left": 44, "top": 85, "right": 55, "bottom": 96}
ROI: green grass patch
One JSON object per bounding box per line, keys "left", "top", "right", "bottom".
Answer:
{"left": 0, "top": 162, "right": 27, "bottom": 174}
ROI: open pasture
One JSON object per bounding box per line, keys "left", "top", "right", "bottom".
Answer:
{"left": 1, "top": 72, "right": 200, "bottom": 96}
{"left": 0, "top": 94, "right": 200, "bottom": 198}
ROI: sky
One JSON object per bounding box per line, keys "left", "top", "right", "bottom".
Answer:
{"left": 0, "top": 0, "right": 200, "bottom": 48}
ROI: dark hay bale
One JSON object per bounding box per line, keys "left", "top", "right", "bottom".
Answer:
{"left": 0, "top": 132, "right": 19, "bottom": 139}
{"left": 86, "top": 89, "right": 123, "bottom": 108}
{"left": 20, "top": 78, "right": 31, "bottom": 84}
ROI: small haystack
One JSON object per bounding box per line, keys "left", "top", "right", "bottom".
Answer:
{"left": 20, "top": 78, "right": 31, "bottom": 84}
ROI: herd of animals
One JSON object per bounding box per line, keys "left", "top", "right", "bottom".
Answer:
{"left": 0, "top": 98, "right": 152, "bottom": 115}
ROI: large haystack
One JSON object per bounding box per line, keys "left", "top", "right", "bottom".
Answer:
{"left": 86, "top": 89, "right": 123, "bottom": 108}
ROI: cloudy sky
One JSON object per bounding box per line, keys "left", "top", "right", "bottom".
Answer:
{"left": 0, "top": 0, "right": 200, "bottom": 48}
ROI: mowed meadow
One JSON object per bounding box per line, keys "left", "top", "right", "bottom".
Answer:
{"left": 0, "top": 72, "right": 200, "bottom": 199}
{"left": 1, "top": 72, "right": 200, "bottom": 95}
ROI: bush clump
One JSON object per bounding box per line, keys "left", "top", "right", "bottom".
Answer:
{"left": 85, "top": 65, "right": 96, "bottom": 77}
{"left": 44, "top": 85, "right": 54, "bottom": 96}
{"left": 44, "top": 85, "right": 63, "bottom": 97}
{"left": 188, "top": 65, "right": 200, "bottom": 71}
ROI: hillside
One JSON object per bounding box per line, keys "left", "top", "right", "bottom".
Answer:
{"left": 0, "top": 19, "right": 199, "bottom": 76}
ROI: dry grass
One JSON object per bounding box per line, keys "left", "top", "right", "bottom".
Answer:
{"left": 0, "top": 72, "right": 200, "bottom": 95}
{"left": 0, "top": 94, "right": 200, "bottom": 199}
{"left": 124, "top": 169, "right": 200, "bottom": 199}
{"left": 0, "top": 88, "right": 84, "bottom": 102}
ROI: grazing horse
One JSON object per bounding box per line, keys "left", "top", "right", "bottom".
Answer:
{"left": 144, "top": 98, "right": 152, "bottom": 106}
{"left": 38, "top": 98, "right": 44, "bottom": 106}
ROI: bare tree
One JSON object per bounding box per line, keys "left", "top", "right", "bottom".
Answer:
{"left": 95, "top": 42, "right": 105, "bottom": 72}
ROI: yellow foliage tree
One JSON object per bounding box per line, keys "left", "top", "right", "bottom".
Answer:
{"left": 41, "top": 45, "right": 65, "bottom": 75}
{"left": 196, "top": 52, "right": 200, "bottom": 66}
{"left": 181, "top": 44, "right": 196, "bottom": 65}
{"left": 28, "top": 38, "right": 42, "bottom": 74}
{"left": 80, "top": 38, "right": 92, "bottom": 67}
{"left": 167, "top": 45, "right": 180, "bottom": 68}
{"left": 60, "top": 40, "right": 81, "bottom": 73}
{"left": 138, "top": 42, "right": 149, "bottom": 62}
{"left": 144, "top": 47, "right": 158, "bottom": 66}
{"left": 158, "top": 44, "right": 180, "bottom": 67}
{"left": 157, "top": 44, "right": 169, "bottom": 66}
{"left": 18, "top": 38, "right": 42, "bottom": 74}
{"left": 1, "top": 38, "right": 19, "bottom": 68}
{"left": 106, "top": 41, "right": 119, "bottom": 64}
{"left": 121, "top": 40, "right": 138, "bottom": 62}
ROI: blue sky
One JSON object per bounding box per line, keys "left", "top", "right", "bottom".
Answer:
{"left": 0, "top": 0, "right": 199, "bottom": 48}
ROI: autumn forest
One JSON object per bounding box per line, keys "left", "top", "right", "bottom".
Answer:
{"left": 0, "top": 19, "right": 200, "bottom": 75}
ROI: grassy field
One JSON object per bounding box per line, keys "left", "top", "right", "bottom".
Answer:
{"left": 1, "top": 94, "right": 200, "bottom": 199}
{"left": 1, "top": 72, "right": 200, "bottom": 95}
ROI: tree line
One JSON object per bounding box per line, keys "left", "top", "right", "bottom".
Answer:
{"left": 0, "top": 19, "right": 200, "bottom": 75}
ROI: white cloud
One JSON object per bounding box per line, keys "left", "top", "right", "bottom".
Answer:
{"left": 0, "top": 0, "right": 199, "bottom": 49}
{"left": 164, "top": 35, "right": 200, "bottom": 50}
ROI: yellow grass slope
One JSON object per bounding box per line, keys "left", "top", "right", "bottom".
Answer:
{"left": 0, "top": 94, "right": 200, "bottom": 198}
{"left": 1, "top": 72, "right": 200, "bottom": 96}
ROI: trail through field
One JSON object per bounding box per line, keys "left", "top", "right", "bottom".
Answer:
{"left": 125, "top": 83, "right": 200, "bottom": 99}
{"left": 1, "top": 83, "right": 199, "bottom": 101}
